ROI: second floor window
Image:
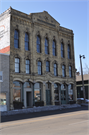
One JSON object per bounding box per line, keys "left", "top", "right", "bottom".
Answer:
{"left": 61, "top": 43, "right": 64, "bottom": 58}
{"left": 54, "top": 63, "right": 57, "bottom": 76}
{"left": 25, "top": 33, "right": 29, "bottom": 51}
{"left": 45, "top": 38, "right": 49, "bottom": 54}
{"left": 68, "top": 45, "right": 71, "bottom": 59}
{"left": 14, "top": 30, "right": 19, "bottom": 48}
{"left": 46, "top": 61, "right": 50, "bottom": 72}
{"left": 62, "top": 65, "right": 65, "bottom": 77}
{"left": 26, "top": 60, "right": 30, "bottom": 74}
{"left": 53, "top": 40, "right": 56, "bottom": 56}
{"left": 37, "top": 36, "right": 41, "bottom": 53}
{"left": 69, "top": 66, "right": 72, "bottom": 77}
{"left": 15, "top": 58, "right": 20, "bottom": 73}
{"left": 38, "top": 61, "right": 42, "bottom": 75}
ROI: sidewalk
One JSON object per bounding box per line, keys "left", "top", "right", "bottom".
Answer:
{"left": 1, "top": 104, "right": 81, "bottom": 116}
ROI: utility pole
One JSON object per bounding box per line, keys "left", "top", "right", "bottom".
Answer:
{"left": 79, "top": 55, "right": 86, "bottom": 103}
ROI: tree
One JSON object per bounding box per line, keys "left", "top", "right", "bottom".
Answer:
{"left": 83, "top": 63, "right": 89, "bottom": 74}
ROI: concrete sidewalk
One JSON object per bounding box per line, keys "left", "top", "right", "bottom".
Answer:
{"left": 1, "top": 104, "right": 81, "bottom": 116}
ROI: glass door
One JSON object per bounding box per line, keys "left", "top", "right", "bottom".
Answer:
{"left": 61, "top": 90, "right": 66, "bottom": 104}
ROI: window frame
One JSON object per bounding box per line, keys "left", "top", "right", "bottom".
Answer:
{"left": 37, "top": 35, "right": 41, "bottom": 53}
{"left": 45, "top": 38, "right": 49, "bottom": 54}
{"left": 38, "top": 61, "right": 42, "bottom": 75}
{"left": 52, "top": 40, "right": 56, "bottom": 56}
{"left": 14, "top": 29, "right": 19, "bottom": 49}
{"left": 61, "top": 43, "right": 64, "bottom": 58}
{"left": 54, "top": 63, "right": 57, "bottom": 76}
{"left": 62, "top": 65, "right": 66, "bottom": 77}
{"left": 68, "top": 44, "right": 71, "bottom": 59}
{"left": 46, "top": 61, "right": 50, "bottom": 72}
{"left": 25, "top": 32, "right": 29, "bottom": 51}
{"left": 26, "top": 59, "right": 30, "bottom": 74}
{"left": 69, "top": 66, "right": 72, "bottom": 78}
{"left": 15, "top": 58, "right": 20, "bottom": 73}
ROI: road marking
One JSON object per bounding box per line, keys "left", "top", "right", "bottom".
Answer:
{"left": 69, "top": 120, "right": 89, "bottom": 125}
{"left": 1, "top": 111, "right": 89, "bottom": 129}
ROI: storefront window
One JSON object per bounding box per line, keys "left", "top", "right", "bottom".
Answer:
{"left": 68, "top": 84, "right": 73, "bottom": 100}
{"left": 54, "top": 83, "right": 59, "bottom": 105}
{"left": 34, "top": 83, "right": 41, "bottom": 102}
{"left": 13, "top": 81, "right": 21, "bottom": 102}
{"left": 0, "top": 93, "right": 6, "bottom": 105}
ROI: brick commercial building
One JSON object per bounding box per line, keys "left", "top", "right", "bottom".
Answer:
{"left": 0, "top": 53, "right": 9, "bottom": 111}
{"left": 0, "top": 7, "right": 76, "bottom": 110}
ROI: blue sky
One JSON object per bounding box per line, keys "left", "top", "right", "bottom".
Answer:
{"left": 0, "top": 0, "right": 89, "bottom": 72}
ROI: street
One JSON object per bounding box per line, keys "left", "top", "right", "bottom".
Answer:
{"left": 1, "top": 106, "right": 89, "bottom": 135}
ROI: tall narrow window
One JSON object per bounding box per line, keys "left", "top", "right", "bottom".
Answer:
{"left": 69, "top": 66, "right": 72, "bottom": 78}
{"left": 54, "top": 63, "right": 57, "bottom": 76}
{"left": 53, "top": 40, "right": 56, "bottom": 56}
{"left": 45, "top": 38, "right": 49, "bottom": 54}
{"left": 25, "top": 33, "right": 29, "bottom": 51}
{"left": 15, "top": 58, "right": 20, "bottom": 73}
{"left": 26, "top": 60, "right": 30, "bottom": 74}
{"left": 68, "top": 45, "right": 71, "bottom": 59}
{"left": 62, "top": 65, "right": 65, "bottom": 77}
{"left": 46, "top": 61, "right": 50, "bottom": 72}
{"left": 14, "top": 30, "right": 19, "bottom": 48}
{"left": 61, "top": 43, "right": 64, "bottom": 58}
{"left": 37, "top": 36, "right": 41, "bottom": 53}
{"left": 38, "top": 61, "right": 42, "bottom": 75}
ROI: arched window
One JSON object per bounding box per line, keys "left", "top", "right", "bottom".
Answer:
{"left": 13, "top": 81, "right": 21, "bottom": 102}
{"left": 52, "top": 40, "right": 56, "bottom": 56}
{"left": 46, "top": 61, "right": 50, "bottom": 72}
{"left": 68, "top": 84, "right": 73, "bottom": 100}
{"left": 15, "top": 58, "right": 20, "bottom": 73}
{"left": 34, "top": 83, "right": 42, "bottom": 102}
{"left": 14, "top": 29, "right": 19, "bottom": 48}
{"left": 62, "top": 65, "right": 65, "bottom": 77}
{"left": 45, "top": 38, "right": 49, "bottom": 54}
{"left": 68, "top": 45, "right": 71, "bottom": 59}
{"left": 25, "top": 33, "right": 29, "bottom": 51}
{"left": 24, "top": 82, "right": 31, "bottom": 88}
{"left": 37, "top": 35, "right": 41, "bottom": 53}
{"left": 69, "top": 66, "right": 72, "bottom": 78}
{"left": 26, "top": 60, "right": 30, "bottom": 74}
{"left": 61, "top": 43, "right": 64, "bottom": 58}
{"left": 54, "top": 63, "right": 57, "bottom": 76}
{"left": 38, "top": 61, "right": 42, "bottom": 75}
{"left": 54, "top": 83, "right": 59, "bottom": 105}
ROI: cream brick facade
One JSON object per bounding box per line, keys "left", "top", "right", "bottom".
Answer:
{"left": 0, "top": 7, "right": 76, "bottom": 110}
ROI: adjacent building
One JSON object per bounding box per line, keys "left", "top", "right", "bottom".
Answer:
{"left": 76, "top": 74, "right": 89, "bottom": 99}
{"left": 0, "top": 7, "right": 76, "bottom": 110}
{"left": 0, "top": 53, "right": 9, "bottom": 111}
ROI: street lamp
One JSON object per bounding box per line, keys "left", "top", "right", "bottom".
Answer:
{"left": 79, "top": 55, "right": 86, "bottom": 103}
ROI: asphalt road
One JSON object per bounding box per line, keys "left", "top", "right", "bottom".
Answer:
{"left": 0, "top": 106, "right": 89, "bottom": 135}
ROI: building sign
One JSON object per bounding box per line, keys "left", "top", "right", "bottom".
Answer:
{"left": 0, "top": 16, "right": 10, "bottom": 50}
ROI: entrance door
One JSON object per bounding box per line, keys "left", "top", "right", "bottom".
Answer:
{"left": 61, "top": 90, "right": 66, "bottom": 104}
{"left": 26, "top": 92, "right": 31, "bottom": 107}
{"left": 46, "top": 90, "right": 51, "bottom": 105}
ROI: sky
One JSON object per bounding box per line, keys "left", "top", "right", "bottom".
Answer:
{"left": 0, "top": 0, "right": 89, "bottom": 73}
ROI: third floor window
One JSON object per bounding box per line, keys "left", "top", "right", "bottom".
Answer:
{"left": 68, "top": 45, "right": 71, "bottom": 59}
{"left": 46, "top": 61, "right": 50, "bottom": 72}
{"left": 52, "top": 40, "right": 56, "bottom": 56}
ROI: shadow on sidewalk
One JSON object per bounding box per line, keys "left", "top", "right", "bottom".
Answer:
{"left": 1, "top": 106, "right": 88, "bottom": 123}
